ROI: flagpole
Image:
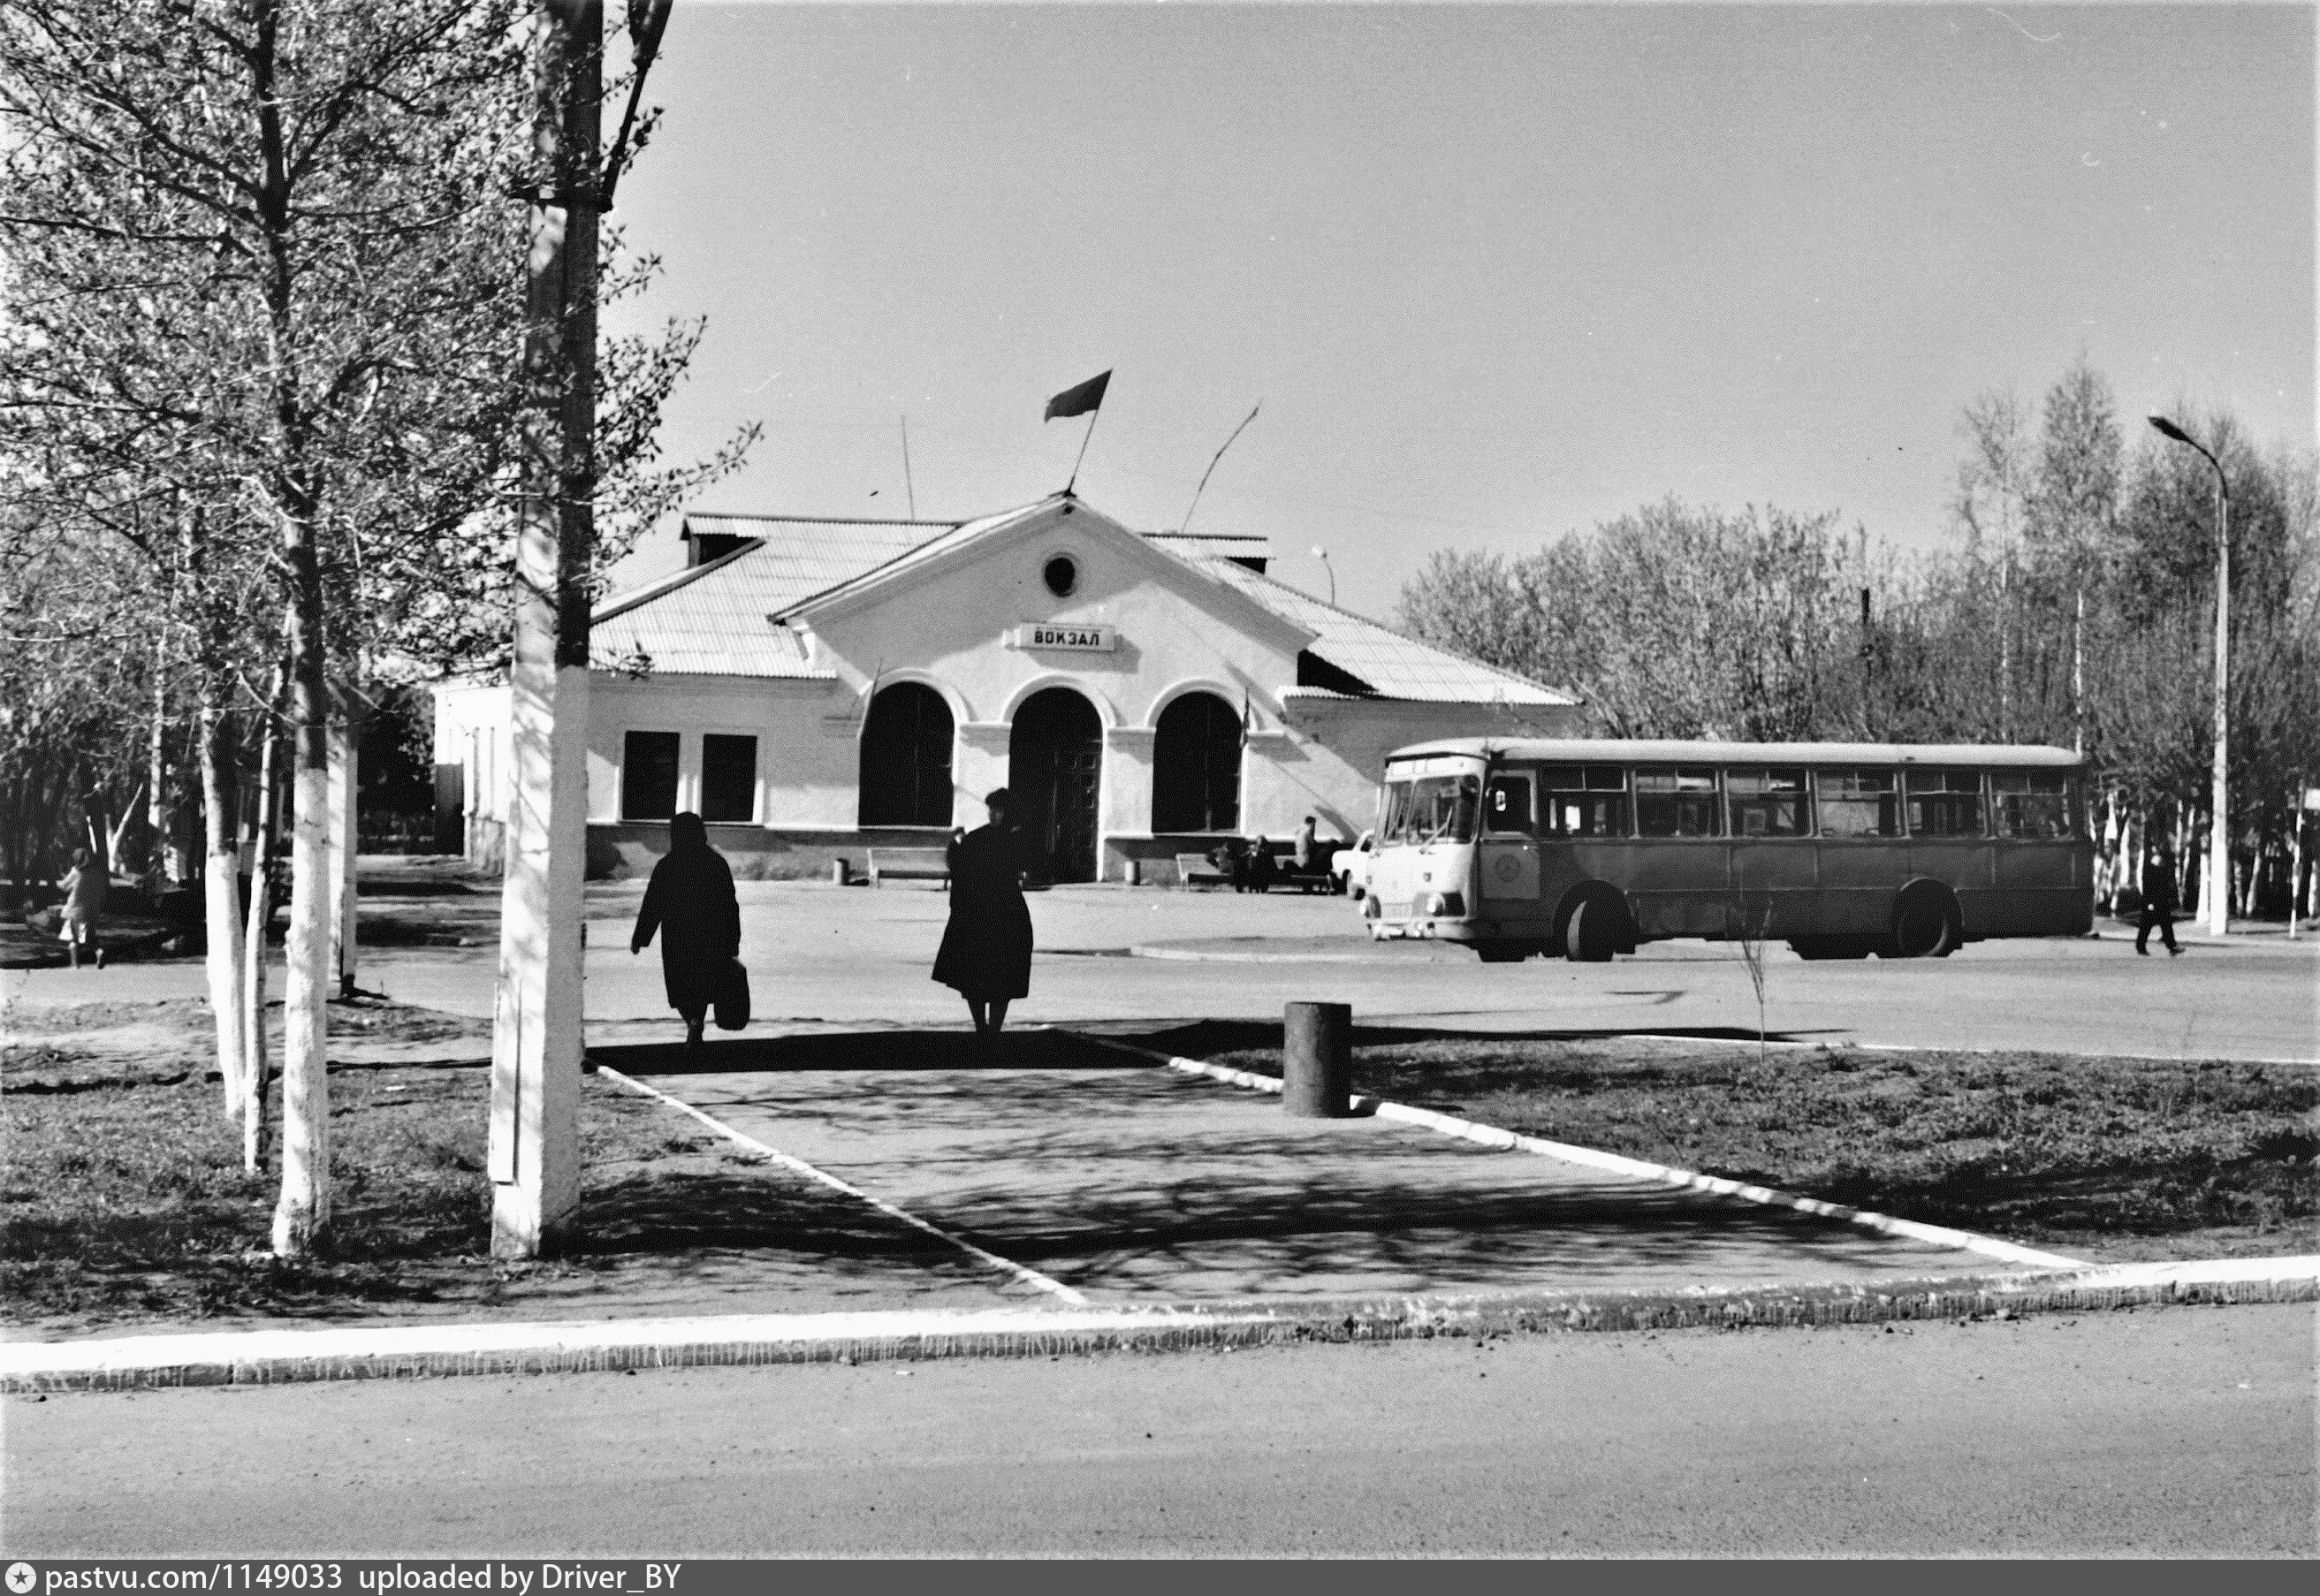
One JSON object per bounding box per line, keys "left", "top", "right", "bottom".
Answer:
{"left": 1066, "top": 407, "right": 1101, "bottom": 497}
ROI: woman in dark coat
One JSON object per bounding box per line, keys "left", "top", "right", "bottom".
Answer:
{"left": 932, "top": 787, "right": 1034, "bottom": 1038}
{"left": 629, "top": 811, "right": 742, "bottom": 1046}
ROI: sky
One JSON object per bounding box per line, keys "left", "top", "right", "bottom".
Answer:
{"left": 600, "top": 2, "right": 2315, "bottom": 621}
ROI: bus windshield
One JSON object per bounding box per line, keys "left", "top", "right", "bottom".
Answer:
{"left": 1383, "top": 774, "right": 1479, "bottom": 845}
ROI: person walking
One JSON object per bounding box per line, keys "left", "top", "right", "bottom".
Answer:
{"left": 57, "top": 847, "right": 107, "bottom": 969}
{"left": 932, "top": 788, "right": 1034, "bottom": 1041}
{"left": 2135, "top": 842, "right": 2182, "bottom": 957}
{"left": 629, "top": 811, "right": 742, "bottom": 1047}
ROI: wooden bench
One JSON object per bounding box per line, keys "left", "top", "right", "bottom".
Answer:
{"left": 867, "top": 847, "right": 950, "bottom": 887}
{"left": 1175, "top": 852, "right": 1230, "bottom": 889}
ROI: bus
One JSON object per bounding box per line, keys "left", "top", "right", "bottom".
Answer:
{"left": 1361, "top": 738, "right": 2092, "bottom": 961}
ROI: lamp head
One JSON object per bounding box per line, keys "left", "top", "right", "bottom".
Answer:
{"left": 2147, "top": 414, "right": 2192, "bottom": 445}
{"left": 1311, "top": 544, "right": 1329, "bottom": 559}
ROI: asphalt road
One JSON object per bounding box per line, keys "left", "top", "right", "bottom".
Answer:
{"left": 6, "top": 1303, "right": 2310, "bottom": 1557}
{"left": 12, "top": 876, "right": 2312, "bottom": 1063}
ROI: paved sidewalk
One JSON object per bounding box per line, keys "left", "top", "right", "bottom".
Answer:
{"left": 593, "top": 1026, "right": 2041, "bottom": 1303}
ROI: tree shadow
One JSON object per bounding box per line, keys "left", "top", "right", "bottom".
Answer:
{"left": 591, "top": 1028, "right": 1146, "bottom": 1077}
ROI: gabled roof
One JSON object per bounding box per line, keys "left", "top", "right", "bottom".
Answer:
{"left": 586, "top": 498, "right": 1579, "bottom": 707}
{"left": 588, "top": 514, "right": 958, "bottom": 676}
{"left": 1186, "top": 555, "right": 1578, "bottom": 707}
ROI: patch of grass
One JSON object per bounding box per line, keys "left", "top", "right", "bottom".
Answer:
{"left": 0, "top": 1061, "right": 955, "bottom": 1332}
{"left": 1196, "top": 1035, "right": 2319, "bottom": 1260}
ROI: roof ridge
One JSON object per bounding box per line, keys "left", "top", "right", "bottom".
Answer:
{"left": 1205, "top": 558, "right": 1577, "bottom": 704}
{"left": 686, "top": 513, "right": 965, "bottom": 529}
{"left": 594, "top": 536, "right": 766, "bottom": 623}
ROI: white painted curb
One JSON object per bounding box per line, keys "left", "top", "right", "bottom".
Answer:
{"left": 1078, "top": 1034, "right": 2088, "bottom": 1271}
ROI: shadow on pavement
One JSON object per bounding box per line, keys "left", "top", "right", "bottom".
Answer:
{"left": 590, "top": 1027, "right": 1146, "bottom": 1077}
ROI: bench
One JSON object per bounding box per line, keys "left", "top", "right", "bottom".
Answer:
{"left": 866, "top": 847, "right": 950, "bottom": 887}
{"left": 1175, "top": 852, "right": 1230, "bottom": 889}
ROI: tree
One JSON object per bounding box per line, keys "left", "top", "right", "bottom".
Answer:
{"left": 0, "top": 0, "right": 749, "bottom": 1250}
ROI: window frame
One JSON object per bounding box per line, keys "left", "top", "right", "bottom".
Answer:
{"left": 1632, "top": 765, "right": 1724, "bottom": 840}
{"left": 1813, "top": 767, "right": 1902, "bottom": 840}
{"left": 1724, "top": 766, "right": 1812, "bottom": 840}
{"left": 698, "top": 731, "right": 761, "bottom": 826}
{"left": 1905, "top": 767, "right": 1988, "bottom": 839}
{"left": 619, "top": 728, "right": 682, "bottom": 823}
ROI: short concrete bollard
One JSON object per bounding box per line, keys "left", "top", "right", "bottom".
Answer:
{"left": 1123, "top": 857, "right": 1141, "bottom": 886}
{"left": 1282, "top": 1000, "right": 1353, "bottom": 1118}
{"left": 830, "top": 858, "right": 850, "bottom": 885}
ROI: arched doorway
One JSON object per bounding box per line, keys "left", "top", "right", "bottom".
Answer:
{"left": 1151, "top": 691, "right": 1241, "bottom": 833}
{"left": 1008, "top": 687, "right": 1102, "bottom": 883}
{"left": 858, "top": 682, "right": 955, "bottom": 827}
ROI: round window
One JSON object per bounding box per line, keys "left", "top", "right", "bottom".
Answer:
{"left": 1042, "top": 555, "right": 1078, "bottom": 597}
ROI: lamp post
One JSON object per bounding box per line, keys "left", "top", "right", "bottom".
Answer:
{"left": 2148, "top": 414, "right": 2231, "bottom": 938}
{"left": 1311, "top": 544, "right": 1335, "bottom": 605}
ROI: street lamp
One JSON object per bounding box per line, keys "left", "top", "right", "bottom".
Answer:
{"left": 1311, "top": 544, "right": 1335, "bottom": 605}
{"left": 2148, "top": 414, "right": 2232, "bottom": 938}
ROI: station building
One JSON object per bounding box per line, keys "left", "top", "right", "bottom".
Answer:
{"left": 432, "top": 493, "right": 1580, "bottom": 882}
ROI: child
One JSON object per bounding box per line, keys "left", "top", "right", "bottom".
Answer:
{"left": 57, "top": 847, "right": 108, "bottom": 969}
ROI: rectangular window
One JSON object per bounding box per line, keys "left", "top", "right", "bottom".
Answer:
{"left": 1483, "top": 773, "right": 1534, "bottom": 835}
{"left": 1726, "top": 768, "right": 1810, "bottom": 838}
{"left": 1817, "top": 769, "right": 1900, "bottom": 839}
{"left": 1390, "top": 774, "right": 1479, "bottom": 845}
{"left": 620, "top": 730, "right": 681, "bottom": 821}
{"left": 1538, "top": 764, "right": 1629, "bottom": 838}
{"left": 1906, "top": 768, "right": 1984, "bottom": 837}
{"left": 1990, "top": 770, "right": 2076, "bottom": 840}
{"left": 701, "top": 734, "right": 758, "bottom": 825}
{"left": 1634, "top": 767, "right": 1722, "bottom": 838}
{"left": 1380, "top": 780, "right": 1412, "bottom": 844}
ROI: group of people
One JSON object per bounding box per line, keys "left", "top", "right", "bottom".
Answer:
{"left": 629, "top": 792, "right": 1036, "bottom": 1046}
{"left": 1206, "top": 815, "right": 1330, "bottom": 894}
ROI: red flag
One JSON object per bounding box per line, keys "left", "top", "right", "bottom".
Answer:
{"left": 1044, "top": 369, "right": 1111, "bottom": 422}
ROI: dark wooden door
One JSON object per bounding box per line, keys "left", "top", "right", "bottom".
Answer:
{"left": 1008, "top": 688, "right": 1103, "bottom": 883}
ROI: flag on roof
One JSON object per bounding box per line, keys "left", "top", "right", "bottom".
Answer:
{"left": 1044, "top": 369, "right": 1110, "bottom": 421}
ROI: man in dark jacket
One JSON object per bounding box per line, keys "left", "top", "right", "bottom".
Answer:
{"left": 630, "top": 812, "right": 743, "bottom": 1045}
{"left": 2135, "top": 844, "right": 2182, "bottom": 956}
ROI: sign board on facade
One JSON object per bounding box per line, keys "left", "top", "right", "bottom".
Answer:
{"left": 1012, "top": 622, "right": 1118, "bottom": 653}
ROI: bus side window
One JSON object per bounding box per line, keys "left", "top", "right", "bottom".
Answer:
{"left": 1636, "top": 767, "right": 1721, "bottom": 838}
{"left": 1381, "top": 780, "right": 1414, "bottom": 844}
{"left": 1991, "top": 771, "right": 2073, "bottom": 839}
{"left": 1484, "top": 774, "right": 1534, "bottom": 835}
{"left": 1727, "top": 768, "right": 1808, "bottom": 837}
{"left": 1539, "top": 764, "right": 1628, "bottom": 837}
{"left": 1906, "top": 768, "right": 1984, "bottom": 836}
{"left": 1817, "top": 770, "right": 1898, "bottom": 838}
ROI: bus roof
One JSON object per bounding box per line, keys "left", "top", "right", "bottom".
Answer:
{"left": 1381, "top": 737, "right": 2087, "bottom": 769}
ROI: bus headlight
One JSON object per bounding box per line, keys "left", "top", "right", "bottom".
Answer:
{"left": 1422, "top": 892, "right": 1466, "bottom": 917}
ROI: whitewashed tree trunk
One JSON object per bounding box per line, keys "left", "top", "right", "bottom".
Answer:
{"left": 326, "top": 702, "right": 360, "bottom": 999}
{"left": 240, "top": 711, "right": 281, "bottom": 1175}
{"left": 199, "top": 694, "right": 247, "bottom": 1121}
{"left": 271, "top": 746, "right": 331, "bottom": 1255}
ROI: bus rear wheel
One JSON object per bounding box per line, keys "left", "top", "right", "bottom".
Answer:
{"left": 1564, "top": 897, "right": 1624, "bottom": 962}
{"left": 1883, "top": 888, "right": 1962, "bottom": 959}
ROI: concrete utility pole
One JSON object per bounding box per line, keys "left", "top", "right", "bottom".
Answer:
{"left": 491, "top": 0, "right": 673, "bottom": 1258}
{"left": 2148, "top": 414, "right": 2231, "bottom": 939}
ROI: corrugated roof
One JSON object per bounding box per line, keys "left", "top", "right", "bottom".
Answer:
{"left": 585, "top": 503, "right": 1578, "bottom": 705}
{"left": 1144, "top": 531, "right": 1272, "bottom": 565}
{"left": 1188, "top": 557, "right": 1578, "bottom": 706}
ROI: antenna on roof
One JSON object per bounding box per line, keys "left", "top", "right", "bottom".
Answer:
{"left": 900, "top": 415, "right": 917, "bottom": 519}
{"left": 1179, "top": 403, "right": 1260, "bottom": 538}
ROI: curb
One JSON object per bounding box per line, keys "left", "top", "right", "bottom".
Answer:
{"left": 1072, "top": 1033, "right": 2088, "bottom": 1271}
{"left": 4, "top": 1258, "right": 2312, "bottom": 1393}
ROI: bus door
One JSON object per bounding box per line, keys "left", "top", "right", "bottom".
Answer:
{"left": 1479, "top": 769, "right": 1540, "bottom": 903}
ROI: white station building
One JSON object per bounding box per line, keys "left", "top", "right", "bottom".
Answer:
{"left": 432, "top": 493, "right": 1581, "bottom": 882}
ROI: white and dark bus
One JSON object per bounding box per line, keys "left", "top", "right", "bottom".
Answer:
{"left": 1362, "top": 738, "right": 2092, "bottom": 961}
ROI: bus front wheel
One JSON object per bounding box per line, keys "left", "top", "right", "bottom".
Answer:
{"left": 1883, "top": 888, "right": 1962, "bottom": 960}
{"left": 1473, "top": 940, "right": 1531, "bottom": 963}
{"left": 1565, "top": 897, "right": 1624, "bottom": 962}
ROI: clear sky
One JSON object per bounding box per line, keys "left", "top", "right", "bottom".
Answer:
{"left": 601, "top": 1, "right": 2315, "bottom": 620}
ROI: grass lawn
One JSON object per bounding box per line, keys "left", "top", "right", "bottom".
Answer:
{"left": 2, "top": 1004, "right": 996, "bottom": 1334}
{"left": 1147, "top": 1022, "right": 2318, "bottom": 1265}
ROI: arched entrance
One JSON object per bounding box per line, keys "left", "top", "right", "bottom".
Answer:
{"left": 1008, "top": 687, "right": 1102, "bottom": 884}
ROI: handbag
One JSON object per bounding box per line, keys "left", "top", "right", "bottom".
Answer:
{"left": 712, "top": 957, "right": 750, "bottom": 1031}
